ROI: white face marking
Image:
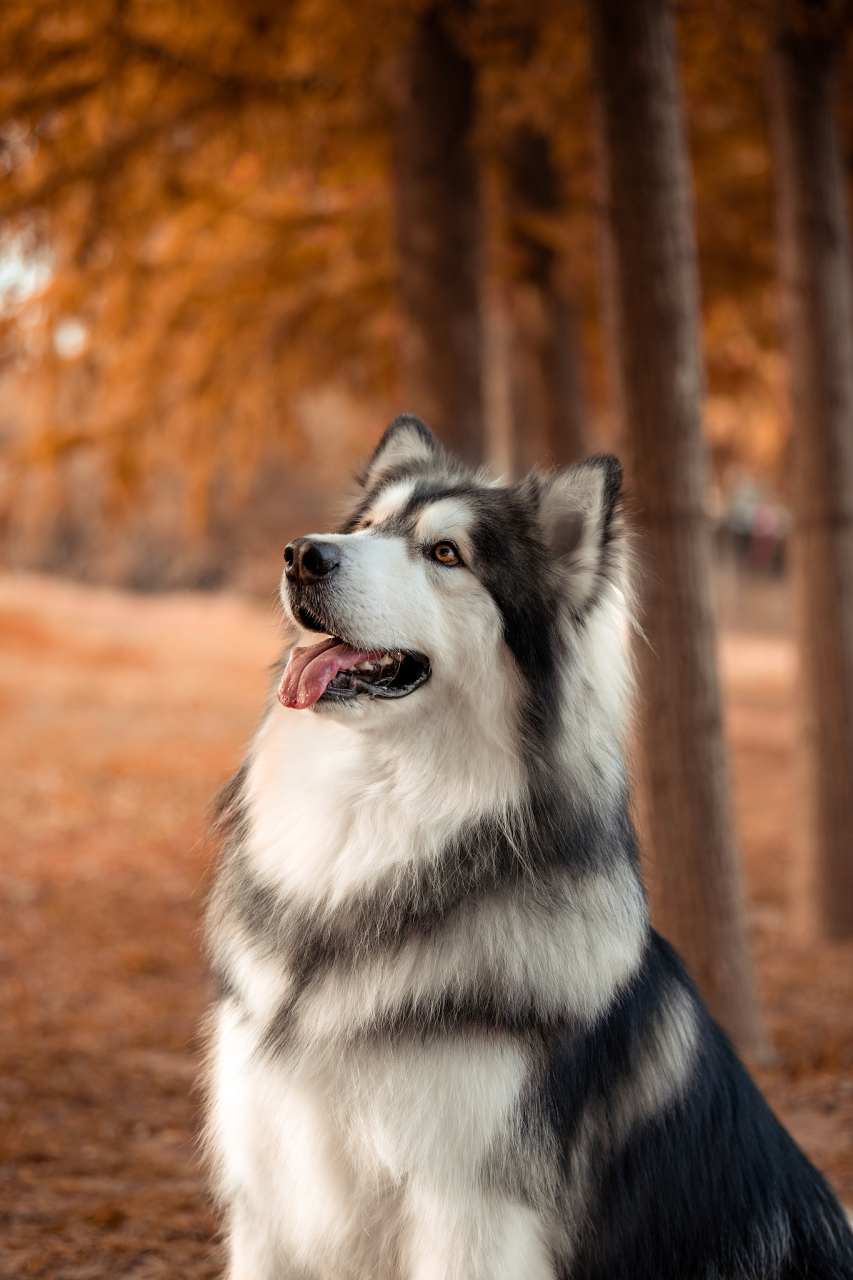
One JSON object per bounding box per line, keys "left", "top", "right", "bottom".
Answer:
{"left": 280, "top": 491, "right": 509, "bottom": 731}
{"left": 365, "top": 478, "right": 418, "bottom": 527}
{"left": 413, "top": 498, "right": 476, "bottom": 565}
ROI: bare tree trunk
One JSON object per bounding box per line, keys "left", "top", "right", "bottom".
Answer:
{"left": 482, "top": 282, "right": 515, "bottom": 477}
{"left": 588, "top": 0, "right": 767, "bottom": 1057}
{"left": 393, "top": 6, "right": 485, "bottom": 466}
{"left": 768, "top": 8, "right": 853, "bottom": 940}
{"left": 502, "top": 126, "right": 587, "bottom": 475}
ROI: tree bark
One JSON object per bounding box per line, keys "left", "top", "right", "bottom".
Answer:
{"left": 588, "top": 0, "right": 767, "bottom": 1057}
{"left": 767, "top": 7, "right": 853, "bottom": 940}
{"left": 393, "top": 6, "right": 485, "bottom": 466}
{"left": 502, "top": 126, "right": 588, "bottom": 474}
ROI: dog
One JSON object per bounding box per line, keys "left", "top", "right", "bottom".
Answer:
{"left": 204, "top": 414, "right": 853, "bottom": 1279}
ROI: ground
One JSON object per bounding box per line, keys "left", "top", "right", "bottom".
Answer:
{"left": 0, "top": 573, "right": 851, "bottom": 1279}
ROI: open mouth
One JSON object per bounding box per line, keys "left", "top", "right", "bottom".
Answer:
{"left": 278, "top": 635, "right": 431, "bottom": 709}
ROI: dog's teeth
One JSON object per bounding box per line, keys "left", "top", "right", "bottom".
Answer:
{"left": 378, "top": 654, "right": 394, "bottom": 667}
{"left": 359, "top": 662, "right": 372, "bottom": 671}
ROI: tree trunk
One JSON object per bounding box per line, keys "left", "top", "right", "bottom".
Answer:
{"left": 767, "top": 9, "right": 853, "bottom": 940}
{"left": 588, "top": 0, "right": 767, "bottom": 1058}
{"left": 502, "top": 127, "right": 588, "bottom": 475}
{"left": 393, "top": 6, "right": 485, "bottom": 466}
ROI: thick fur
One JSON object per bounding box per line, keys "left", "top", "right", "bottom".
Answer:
{"left": 204, "top": 415, "right": 853, "bottom": 1280}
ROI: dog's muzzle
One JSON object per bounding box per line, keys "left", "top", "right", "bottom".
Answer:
{"left": 279, "top": 537, "right": 431, "bottom": 709}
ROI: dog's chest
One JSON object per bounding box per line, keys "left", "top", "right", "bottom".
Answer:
{"left": 243, "top": 705, "right": 515, "bottom": 913}
{"left": 245, "top": 710, "right": 439, "bottom": 905}
{"left": 212, "top": 998, "right": 532, "bottom": 1271}
{"left": 217, "top": 997, "right": 529, "bottom": 1174}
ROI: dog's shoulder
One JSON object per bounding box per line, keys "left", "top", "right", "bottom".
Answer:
{"left": 542, "top": 932, "right": 853, "bottom": 1279}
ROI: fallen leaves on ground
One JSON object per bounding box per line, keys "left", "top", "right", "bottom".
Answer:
{"left": 0, "top": 574, "right": 850, "bottom": 1279}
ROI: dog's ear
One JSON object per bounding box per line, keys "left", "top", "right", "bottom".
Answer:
{"left": 538, "top": 454, "right": 623, "bottom": 611}
{"left": 360, "top": 414, "right": 442, "bottom": 488}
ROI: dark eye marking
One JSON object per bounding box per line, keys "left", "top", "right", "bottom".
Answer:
{"left": 429, "top": 541, "right": 462, "bottom": 566}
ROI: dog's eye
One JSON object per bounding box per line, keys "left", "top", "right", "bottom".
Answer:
{"left": 431, "top": 542, "right": 460, "bottom": 566}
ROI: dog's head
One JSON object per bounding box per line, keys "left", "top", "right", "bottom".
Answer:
{"left": 278, "top": 415, "right": 629, "bottom": 777}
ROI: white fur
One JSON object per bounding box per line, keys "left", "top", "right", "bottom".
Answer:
{"left": 363, "top": 478, "right": 419, "bottom": 526}
{"left": 288, "top": 864, "right": 647, "bottom": 1049}
{"left": 611, "top": 981, "right": 697, "bottom": 1140}
{"left": 552, "top": 580, "right": 634, "bottom": 816}
{"left": 539, "top": 464, "right": 612, "bottom": 612}
{"left": 413, "top": 498, "right": 478, "bottom": 561}
{"left": 246, "top": 660, "right": 525, "bottom": 910}
{"left": 210, "top": 1004, "right": 544, "bottom": 1280}
{"left": 366, "top": 427, "right": 436, "bottom": 482}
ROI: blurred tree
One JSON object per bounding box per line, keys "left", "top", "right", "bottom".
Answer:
{"left": 473, "top": 0, "right": 600, "bottom": 471}
{"left": 767, "top": 0, "right": 853, "bottom": 939}
{"left": 0, "top": 0, "right": 408, "bottom": 584}
{"left": 393, "top": 4, "right": 485, "bottom": 465}
{"left": 0, "top": 0, "right": 814, "bottom": 587}
{"left": 499, "top": 124, "right": 587, "bottom": 474}
{"left": 588, "top": 0, "right": 767, "bottom": 1057}
{"left": 678, "top": 0, "right": 787, "bottom": 493}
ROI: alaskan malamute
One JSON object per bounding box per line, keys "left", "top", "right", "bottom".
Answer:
{"left": 204, "top": 415, "right": 853, "bottom": 1279}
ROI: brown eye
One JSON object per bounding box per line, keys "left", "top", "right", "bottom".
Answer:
{"left": 431, "top": 542, "right": 460, "bottom": 565}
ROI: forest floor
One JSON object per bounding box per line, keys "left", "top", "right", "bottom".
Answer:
{"left": 0, "top": 571, "right": 851, "bottom": 1279}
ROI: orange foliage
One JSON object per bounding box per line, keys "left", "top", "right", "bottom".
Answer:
{"left": 0, "top": 0, "right": 411, "bottom": 556}
{"left": 0, "top": 0, "right": 842, "bottom": 582}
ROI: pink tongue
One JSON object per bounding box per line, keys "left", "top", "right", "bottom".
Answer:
{"left": 278, "top": 638, "right": 381, "bottom": 709}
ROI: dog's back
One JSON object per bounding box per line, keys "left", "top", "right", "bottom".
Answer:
{"left": 204, "top": 416, "right": 853, "bottom": 1280}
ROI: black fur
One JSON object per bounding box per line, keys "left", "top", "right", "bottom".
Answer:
{"left": 543, "top": 936, "right": 853, "bottom": 1279}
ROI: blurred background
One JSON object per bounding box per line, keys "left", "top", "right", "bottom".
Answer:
{"left": 1, "top": 2, "right": 852, "bottom": 1278}
{"left": 0, "top": 0, "right": 824, "bottom": 603}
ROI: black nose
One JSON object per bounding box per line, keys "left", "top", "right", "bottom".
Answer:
{"left": 284, "top": 538, "right": 341, "bottom": 585}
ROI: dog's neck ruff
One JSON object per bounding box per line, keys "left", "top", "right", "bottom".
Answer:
{"left": 212, "top": 692, "right": 649, "bottom": 1041}
{"left": 244, "top": 695, "right": 529, "bottom": 906}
